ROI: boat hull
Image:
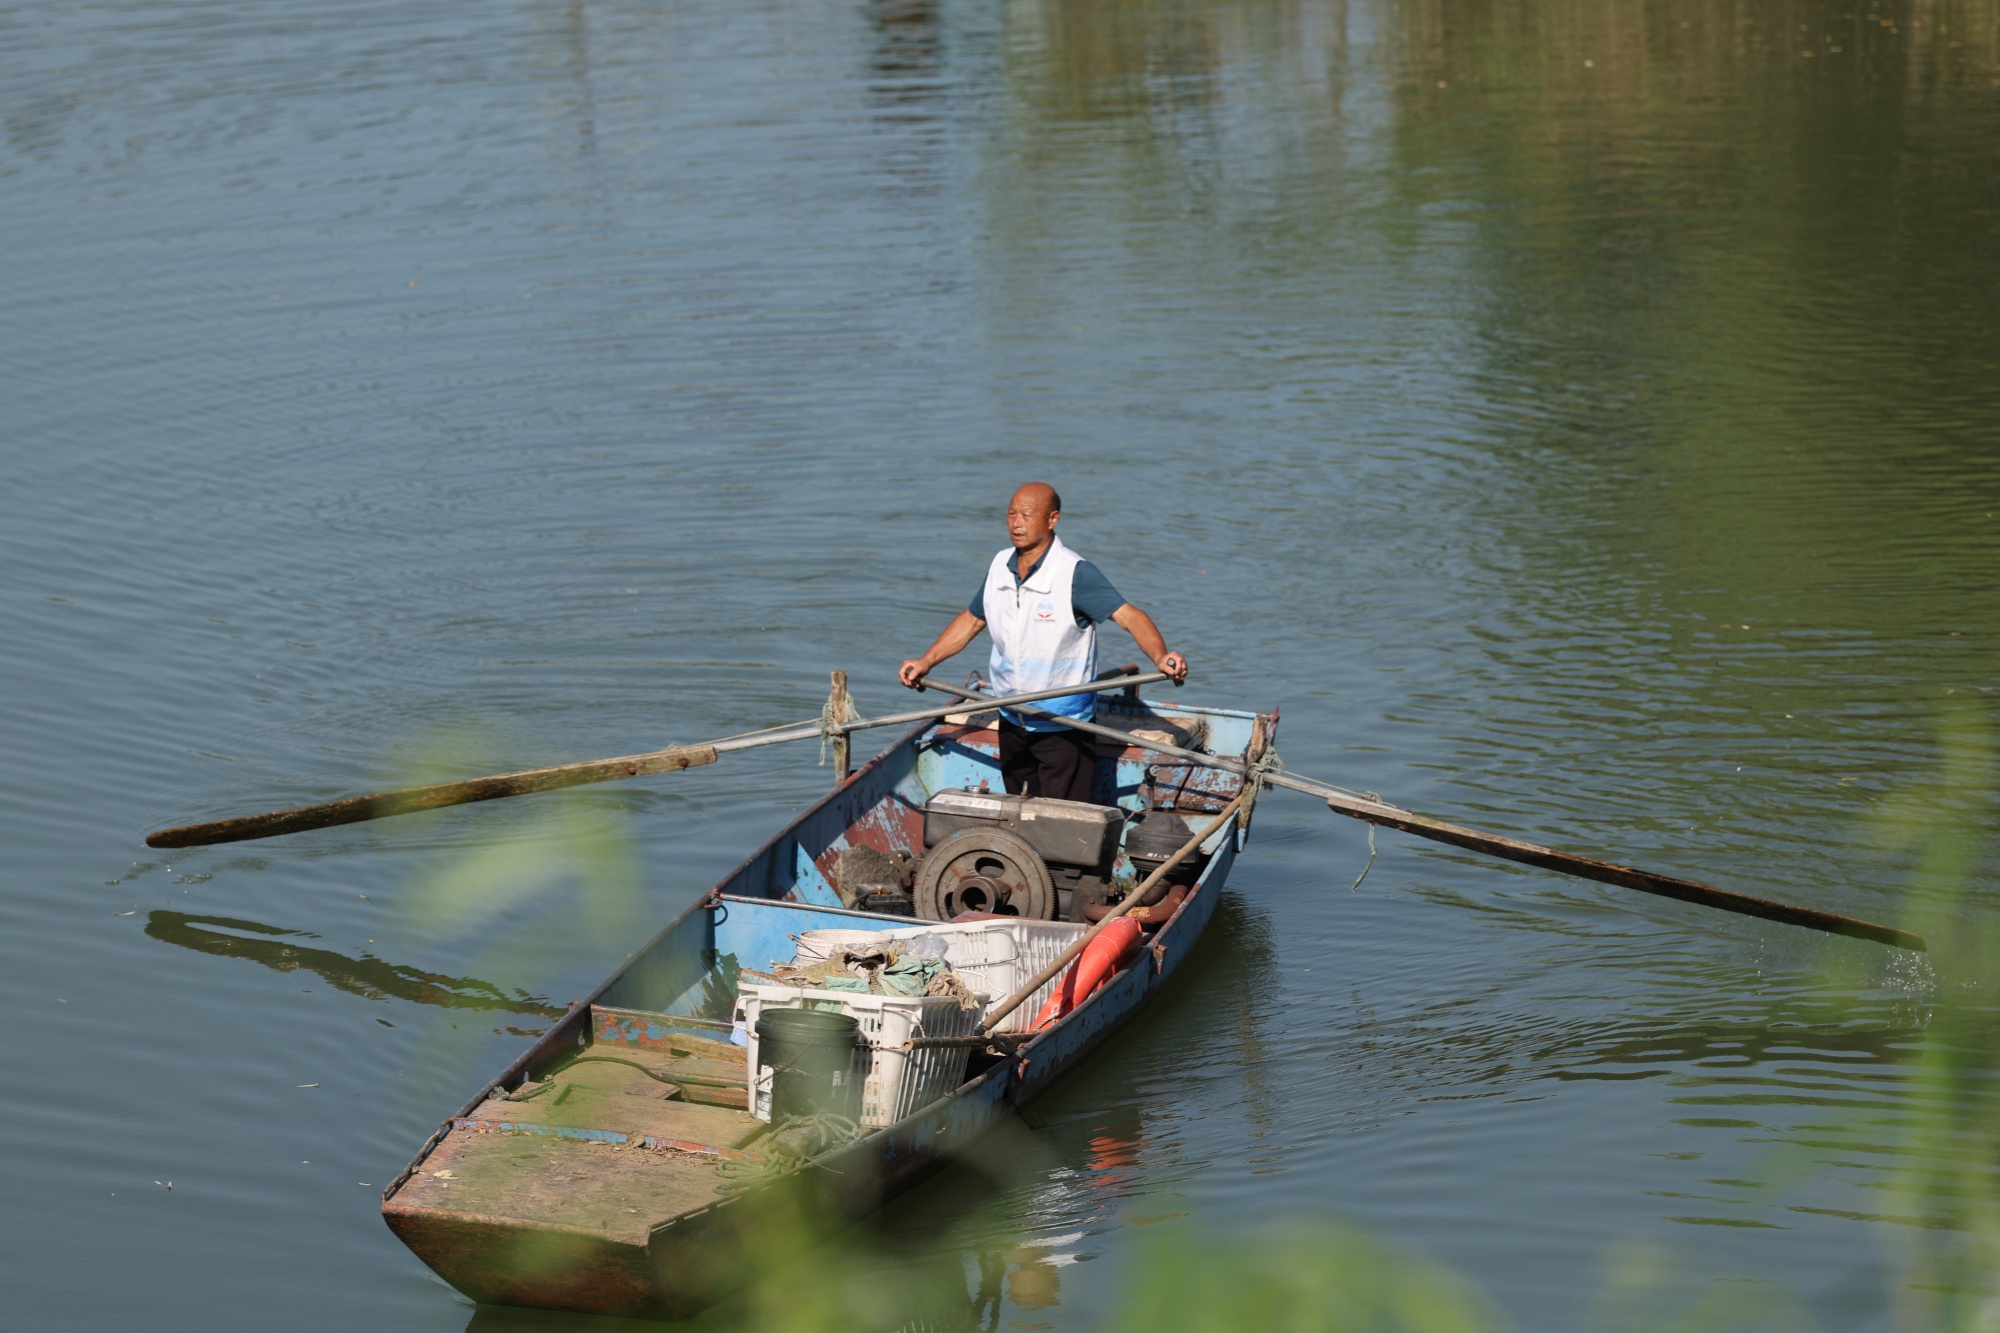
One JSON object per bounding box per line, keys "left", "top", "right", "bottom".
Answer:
{"left": 383, "top": 698, "right": 1264, "bottom": 1318}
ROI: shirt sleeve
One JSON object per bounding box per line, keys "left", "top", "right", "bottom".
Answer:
{"left": 968, "top": 580, "right": 986, "bottom": 622}
{"left": 1069, "top": 561, "right": 1127, "bottom": 625}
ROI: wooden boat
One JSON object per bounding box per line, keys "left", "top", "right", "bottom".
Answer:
{"left": 381, "top": 691, "right": 1273, "bottom": 1318}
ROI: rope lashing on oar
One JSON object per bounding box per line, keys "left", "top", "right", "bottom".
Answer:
{"left": 1241, "top": 744, "right": 1281, "bottom": 815}
{"left": 817, "top": 686, "right": 860, "bottom": 766}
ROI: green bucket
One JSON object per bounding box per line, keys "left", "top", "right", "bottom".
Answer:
{"left": 756, "top": 1007, "right": 864, "bottom": 1123}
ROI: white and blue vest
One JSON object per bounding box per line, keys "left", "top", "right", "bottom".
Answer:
{"left": 984, "top": 535, "right": 1098, "bottom": 731}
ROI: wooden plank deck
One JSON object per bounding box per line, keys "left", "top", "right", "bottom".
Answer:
{"left": 389, "top": 1015, "right": 761, "bottom": 1245}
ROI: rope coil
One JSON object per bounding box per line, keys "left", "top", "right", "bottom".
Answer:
{"left": 1242, "top": 746, "right": 1284, "bottom": 821}
{"left": 714, "top": 1113, "right": 863, "bottom": 1195}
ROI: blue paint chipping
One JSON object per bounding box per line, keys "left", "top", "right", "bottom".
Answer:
{"left": 454, "top": 1118, "right": 632, "bottom": 1145}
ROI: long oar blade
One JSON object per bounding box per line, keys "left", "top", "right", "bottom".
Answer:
{"left": 146, "top": 745, "right": 719, "bottom": 849}
{"left": 916, "top": 677, "right": 1926, "bottom": 953}
{"left": 1319, "top": 798, "right": 1926, "bottom": 952}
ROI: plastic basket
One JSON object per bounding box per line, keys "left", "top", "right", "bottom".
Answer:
{"left": 737, "top": 982, "right": 985, "bottom": 1126}
{"left": 931, "top": 920, "right": 1087, "bottom": 1035}
{"left": 793, "top": 919, "right": 1088, "bottom": 1035}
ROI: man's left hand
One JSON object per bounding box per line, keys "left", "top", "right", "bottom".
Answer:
{"left": 1158, "top": 651, "right": 1189, "bottom": 685}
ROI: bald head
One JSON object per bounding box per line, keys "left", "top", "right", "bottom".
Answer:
{"left": 1006, "top": 482, "right": 1062, "bottom": 554}
{"left": 1012, "top": 482, "right": 1061, "bottom": 516}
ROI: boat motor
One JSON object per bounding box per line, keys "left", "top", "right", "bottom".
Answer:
{"left": 909, "top": 788, "right": 1122, "bottom": 922}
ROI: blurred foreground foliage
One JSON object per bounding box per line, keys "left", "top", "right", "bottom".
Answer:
{"left": 702, "top": 1198, "right": 1504, "bottom": 1333}
{"left": 1109, "top": 1219, "right": 1499, "bottom": 1333}
{"left": 1876, "top": 701, "right": 2000, "bottom": 1331}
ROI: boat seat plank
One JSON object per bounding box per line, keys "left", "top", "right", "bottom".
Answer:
{"left": 591, "top": 1006, "right": 741, "bottom": 1060}
{"left": 568, "top": 1048, "right": 748, "bottom": 1094}
{"left": 574, "top": 1014, "right": 751, "bottom": 1110}
{"left": 1087, "top": 710, "right": 1210, "bottom": 751}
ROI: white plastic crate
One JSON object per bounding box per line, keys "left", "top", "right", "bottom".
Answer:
{"left": 932, "top": 919, "right": 1087, "bottom": 1035}
{"left": 793, "top": 919, "right": 1088, "bottom": 1035}
{"left": 737, "top": 982, "right": 986, "bottom": 1126}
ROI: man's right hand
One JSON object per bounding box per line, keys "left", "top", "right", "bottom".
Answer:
{"left": 898, "top": 659, "right": 931, "bottom": 690}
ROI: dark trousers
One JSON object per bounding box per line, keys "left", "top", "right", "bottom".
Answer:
{"left": 998, "top": 722, "right": 1097, "bottom": 804}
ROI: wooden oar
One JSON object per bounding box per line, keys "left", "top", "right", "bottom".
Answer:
{"left": 145, "top": 673, "right": 1170, "bottom": 849}
{"left": 917, "top": 677, "right": 1926, "bottom": 953}
{"left": 146, "top": 745, "right": 725, "bottom": 849}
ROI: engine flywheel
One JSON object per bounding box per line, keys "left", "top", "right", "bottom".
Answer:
{"left": 913, "top": 827, "right": 1056, "bottom": 921}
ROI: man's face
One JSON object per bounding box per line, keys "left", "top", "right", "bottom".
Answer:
{"left": 1007, "top": 489, "right": 1058, "bottom": 551}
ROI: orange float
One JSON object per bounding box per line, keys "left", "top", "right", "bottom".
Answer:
{"left": 1031, "top": 917, "right": 1145, "bottom": 1031}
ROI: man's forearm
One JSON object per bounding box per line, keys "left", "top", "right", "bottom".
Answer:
{"left": 919, "top": 611, "right": 984, "bottom": 668}
{"left": 1112, "top": 604, "right": 1169, "bottom": 662}
{"left": 1110, "top": 604, "right": 1189, "bottom": 683}
{"left": 901, "top": 611, "right": 986, "bottom": 686}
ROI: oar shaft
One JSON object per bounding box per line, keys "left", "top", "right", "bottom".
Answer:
{"left": 917, "top": 678, "right": 1925, "bottom": 953}
{"left": 145, "top": 673, "right": 1170, "bottom": 850}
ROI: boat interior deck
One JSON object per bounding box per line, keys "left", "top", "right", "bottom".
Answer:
{"left": 392, "top": 1014, "right": 761, "bottom": 1243}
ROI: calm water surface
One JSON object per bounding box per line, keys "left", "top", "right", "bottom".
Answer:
{"left": 4, "top": 0, "right": 1998, "bottom": 1327}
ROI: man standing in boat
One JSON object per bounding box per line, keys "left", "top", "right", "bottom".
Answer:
{"left": 898, "top": 482, "right": 1188, "bottom": 804}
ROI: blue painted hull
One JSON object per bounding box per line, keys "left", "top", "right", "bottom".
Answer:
{"left": 383, "top": 696, "right": 1270, "bottom": 1317}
